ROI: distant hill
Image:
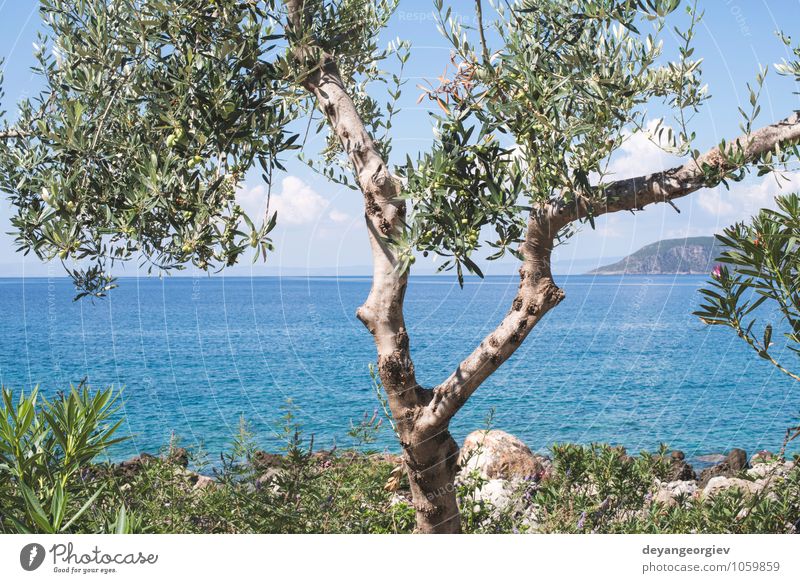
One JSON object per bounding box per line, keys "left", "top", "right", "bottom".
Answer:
{"left": 589, "top": 236, "right": 721, "bottom": 275}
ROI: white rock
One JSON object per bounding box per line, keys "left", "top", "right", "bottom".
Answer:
{"left": 667, "top": 480, "right": 698, "bottom": 496}
{"left": 702, "top": 476, "right": 761, "bottom": 498}
{"left": 459, "top": 429, "right": 547, "bottom": 480}
{"left": 193, "top": 475, "right": 215, "bottom": 490}
{"left": 747, "top": 461, "right": 795, "bottom": 480}
{"left": 652, "top": 480, "right": 698, "bottom": 505}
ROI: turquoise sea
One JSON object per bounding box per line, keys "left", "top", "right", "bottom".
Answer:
{"left": 0, "top": 274, "right": 797, "bottom": 463}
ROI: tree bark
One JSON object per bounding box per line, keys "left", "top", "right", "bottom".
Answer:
{"left": 422, "top": 213, "right": 564, "bottom": 427}
{"left": 284, "top": 0, "right": 461, "bottom": 532}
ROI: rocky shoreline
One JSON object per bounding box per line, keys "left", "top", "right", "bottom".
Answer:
{"left": 102, "top": 429, "right": 798, "bottom": 532}
{"left": 454, "top": 430, "right": 798, "bottom": 530}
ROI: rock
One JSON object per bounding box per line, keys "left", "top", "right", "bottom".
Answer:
{"left": 251, "top": 450, "right": 284, "bottom": 471}
{"left": 667, "top": 451, "right": 696, "bottom": 481}
{"left": 255, "top": 467, "right": 283, "bottom": 489}
{"left": 696, "top": 453, "right": 727, "bottom": 464}
{"left": 747, "top": 460, "right": 795, "bottom": 480}
{"left": 747, "top": 463, "right": 774, "bottom": 480}
{"left": 750, "top": 450, "right": 774, "bottom": 465}
{"left": 467, "top": 477, "right": 541, "bottom": 530}
{"left": 726, "top": 448, "right": 748, "bottom": 471}
{"left": 653, "top": 480, "right": 698, "bottom": 506}
{"left": 369, "top": 452, "right": 404, "bottom": 466}
{"left": 472, "top": 478, "right": 516, "bottom": 509}
{"left": 652, "top": 489, "right": 672, "bottom": 506}
{"left": 114, "top": 453, "right": 156, "bottom": 479}
{"left": 312, "top": 450, "right": 336, "bottom": 466}
{"left": 167, "top": 447, "right": 189, "bottom": 468}
{"left": 120, "top": 452, "right": 156, "bottom": 467}
{"left": 702, "top": 476, "right": 762, "bottom": 498}
{"left": 389, "top": 492, "right": 412, "bottom": 507}
{"left": 192, "top": 474, "right": 215, "bottom": 491}
{"left": 459, "top": 429, "right": 547, "bottom": 480}
{"left": 698, "top": 448, "right": 748, "bottom": 487}
{"left": 667, "top": 480, "right": 698, "bottom": 497}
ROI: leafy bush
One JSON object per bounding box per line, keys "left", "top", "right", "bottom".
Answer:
{"left": 79, "top": 408, "right": 416, "bottom": 534}
{"left": 527, "top": 444, "right": 800, "bottom": 534}
{"left": 0, "top": 384, "right": 126, "bottom": 533}
{"left": 696, "top": 193, "right": 800, "bottom": 388}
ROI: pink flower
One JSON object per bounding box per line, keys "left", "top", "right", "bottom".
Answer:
{"left": 712, "top": 265, "right": 723, "bottom": 280}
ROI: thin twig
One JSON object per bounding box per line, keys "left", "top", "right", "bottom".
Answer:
{"left": 475, "top": 0, "right": 492, "bottom": 67}
{"left": 0, "top": 129, "right": 27, "bottom": 140}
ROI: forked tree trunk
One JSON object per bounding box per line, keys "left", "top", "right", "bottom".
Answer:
{"left": 283, "top": 0, "right": 800, "bottom": 533}
{"left": 285, "top": 0, "right": 467, "bottom": 532}
{"left": 284, "top": 2, "right": 566, "bottom": 532}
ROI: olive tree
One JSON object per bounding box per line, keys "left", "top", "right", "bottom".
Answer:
{"left": 3, "top": 0, "right": 800, "bottom": 533}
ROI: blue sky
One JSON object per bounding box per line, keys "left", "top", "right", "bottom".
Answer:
{"left": 1, "top": 0, "right": 800, "bottom": 277}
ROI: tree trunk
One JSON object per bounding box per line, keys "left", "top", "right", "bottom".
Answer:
{"left": 403, "top": 427, "right": 461, "bottom": 533}
{"left": 284, "top": 0, "right": 464, "bottom": 533}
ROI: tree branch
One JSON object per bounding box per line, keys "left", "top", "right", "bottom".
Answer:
{"left": 475, "top": 0, "right": 492, "bottom": 67}
{"left": 0, "top": 129, "right": 26, "bottom": 140}
{"left": 421, "top": 212, "right": 565, "bottom": 429}
{"left": 547, "top": 112, "right": 800, "bottom": 231}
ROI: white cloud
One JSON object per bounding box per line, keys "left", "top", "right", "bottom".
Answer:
{"left": 328, "top": 209, "right": 351, "bottom": 223}
{"left": 236, "top": 176, "right": 348, "bottom": 227}
{"left": 604, "top": 119, "right": 682, "bottom": 180}
{"left": 593, "top": 214, "right": 624, "bottom": 239}
{"left": 697, "top": 188, "right": 735, "bottom": 216}
{"left": 699, "top": 171, "right": 800, "bottom": 222}
{"left": 664, "top": 224, "right": 714, "bottom": 239}
{"left": 236, "top": 184, "right": 270, "bottom": 222}
{"left": 270, "top": 176, "right": 329, "bottom": 225}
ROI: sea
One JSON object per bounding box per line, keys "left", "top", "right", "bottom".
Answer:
{"left": 0, "top": 274, "right": 797, "bottom": 464}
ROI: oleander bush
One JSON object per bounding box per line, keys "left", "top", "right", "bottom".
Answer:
{"left": 0, "top": 384, "right": 128, "bottom": 533}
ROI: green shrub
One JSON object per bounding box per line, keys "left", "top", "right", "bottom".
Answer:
{"left": 81, "top": 408, "right": 416, "bottom": 534}
{"left": 529, "top": 443, "right": 800, "bottom": 534}
{"left": 0, "top": 384, "right": 127, "bottom": 533}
